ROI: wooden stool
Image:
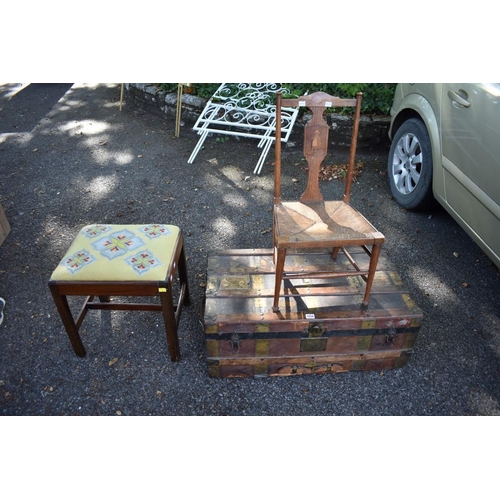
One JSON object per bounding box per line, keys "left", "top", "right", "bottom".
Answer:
{"left": 48, "top": 224, "right": 190, "bottom": 362}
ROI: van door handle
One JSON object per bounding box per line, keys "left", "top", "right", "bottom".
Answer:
{"left": 448, "top": 90, "right": 471, "bottom": 108}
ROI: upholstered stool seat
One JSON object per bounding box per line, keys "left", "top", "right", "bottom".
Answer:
{"left": 49, "top": 224, "right": 190, "bottom": 362}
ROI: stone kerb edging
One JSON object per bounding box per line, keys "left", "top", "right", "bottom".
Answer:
{"left": 123, "top": 83, "right": 391, "bottom": 147}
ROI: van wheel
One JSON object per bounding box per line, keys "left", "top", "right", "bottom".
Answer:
{"left": 388, "top": 117, "right": 436, "bottom": 210}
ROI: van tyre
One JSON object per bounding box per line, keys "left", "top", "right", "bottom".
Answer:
{"left": 388, "top": 117, "right": 436, "bottom": 210}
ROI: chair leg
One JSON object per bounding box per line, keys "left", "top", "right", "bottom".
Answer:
{"left": 49, "top": 284, "right": 86, "bottom": 357}
{"left": 331, "top": 247, "right": 340, "bottom": 260}
{"left": 159, "top": 286, "right": 181, "bottom": 362}
{"left": 178, "top": 242, "right": 191, "bottom": 307}
{"left": 273, "top": 248, "right": 286, "bottom": 312}
{"left": 361, "top": 243, "right": 382, "bottom": 309}
{"left": 272, "top": 223, "right": 277, "bottom": 263}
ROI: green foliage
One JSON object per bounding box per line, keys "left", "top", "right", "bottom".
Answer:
{"left": 158, "top": 83, "right": 177, "bottom": 93}
{"left": 158, "top": 83, "right": 220, "bottom": 99}
{"left": 282, "top": 83, "right": 397, "bottom": 115}
{"left": 157, "top": 83, "right": 397, "bottom": 116}
{"left": 185, "top": 83, "right": 221, "bottom": 99}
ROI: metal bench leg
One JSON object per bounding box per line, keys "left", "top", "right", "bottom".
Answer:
{"left": 254, "top": 138, "right": 274, "bottom": 175}
{"left": 188, "top": 105, "right": 219, "bottom": 164}
{"left": 187, "top": 129, "right": 210, "bottom": 164}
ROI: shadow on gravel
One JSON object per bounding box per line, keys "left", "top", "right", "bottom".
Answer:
{"left": 0, "top": 83, "right": 73, "bottom": 133}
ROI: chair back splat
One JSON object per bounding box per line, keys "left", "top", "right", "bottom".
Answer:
{"left": 272, "top": 91, "right": 384, "bottom": 313}
{"left": 274, "top": 91, "right": 362, "bottom": 204}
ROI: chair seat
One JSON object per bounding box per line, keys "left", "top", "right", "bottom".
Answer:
{"left": 275, "top": 201, "right": 383, "bottom": 245}
{"left": 50, "top": 224, "right": 180, "bottom": 282}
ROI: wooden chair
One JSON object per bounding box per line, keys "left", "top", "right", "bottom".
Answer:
{"left": 48, "top": 224, "right": 190, "bottom": 362}
{"left": 272, "top": 91, "right": 385, "bottom": 313}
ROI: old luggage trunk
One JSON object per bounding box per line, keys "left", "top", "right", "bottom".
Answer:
{"left": 203, "top": 248, "right": 423, "bottom": 378}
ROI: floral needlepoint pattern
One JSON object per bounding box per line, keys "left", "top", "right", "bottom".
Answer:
{"left": 82, "top": 224, "right": 112, "bottom": 238}
{"left": 125, "top": 251, "right": 162, "bottom": 275}
{"left": 92, "top": 230, "right": 144, "bottom": 259}
{"left": 139, "top": 225, "right": 171, "bottom": 239}
{"left": 63, "top": 249, "right": 96, "bottom": 274}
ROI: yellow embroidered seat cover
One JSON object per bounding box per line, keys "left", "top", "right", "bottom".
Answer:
{"left": 50, "top": 224, "right": 180, "bottom": 282}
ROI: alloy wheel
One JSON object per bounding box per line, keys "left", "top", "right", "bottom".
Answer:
{"left": 391, "top": 133, "right": 423, "bottom": 195}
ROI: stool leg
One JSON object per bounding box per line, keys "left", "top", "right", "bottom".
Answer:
{"left": 49, "top": 283, "right": 86, "bottom": 357}
{"left": 159, "top": 286, "right": 180, "bottom": 362}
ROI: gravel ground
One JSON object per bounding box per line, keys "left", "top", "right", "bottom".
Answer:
{"left": 1, "top": 83, "right": 500, "bottom": 419}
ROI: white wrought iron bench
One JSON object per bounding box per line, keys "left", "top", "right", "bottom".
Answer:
{"left": 187, "top": 83, "right": 299, "bottom": 175}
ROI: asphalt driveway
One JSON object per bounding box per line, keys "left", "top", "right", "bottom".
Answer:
{"left": 1, "top": 83, "right": 500, "bottom": 416}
